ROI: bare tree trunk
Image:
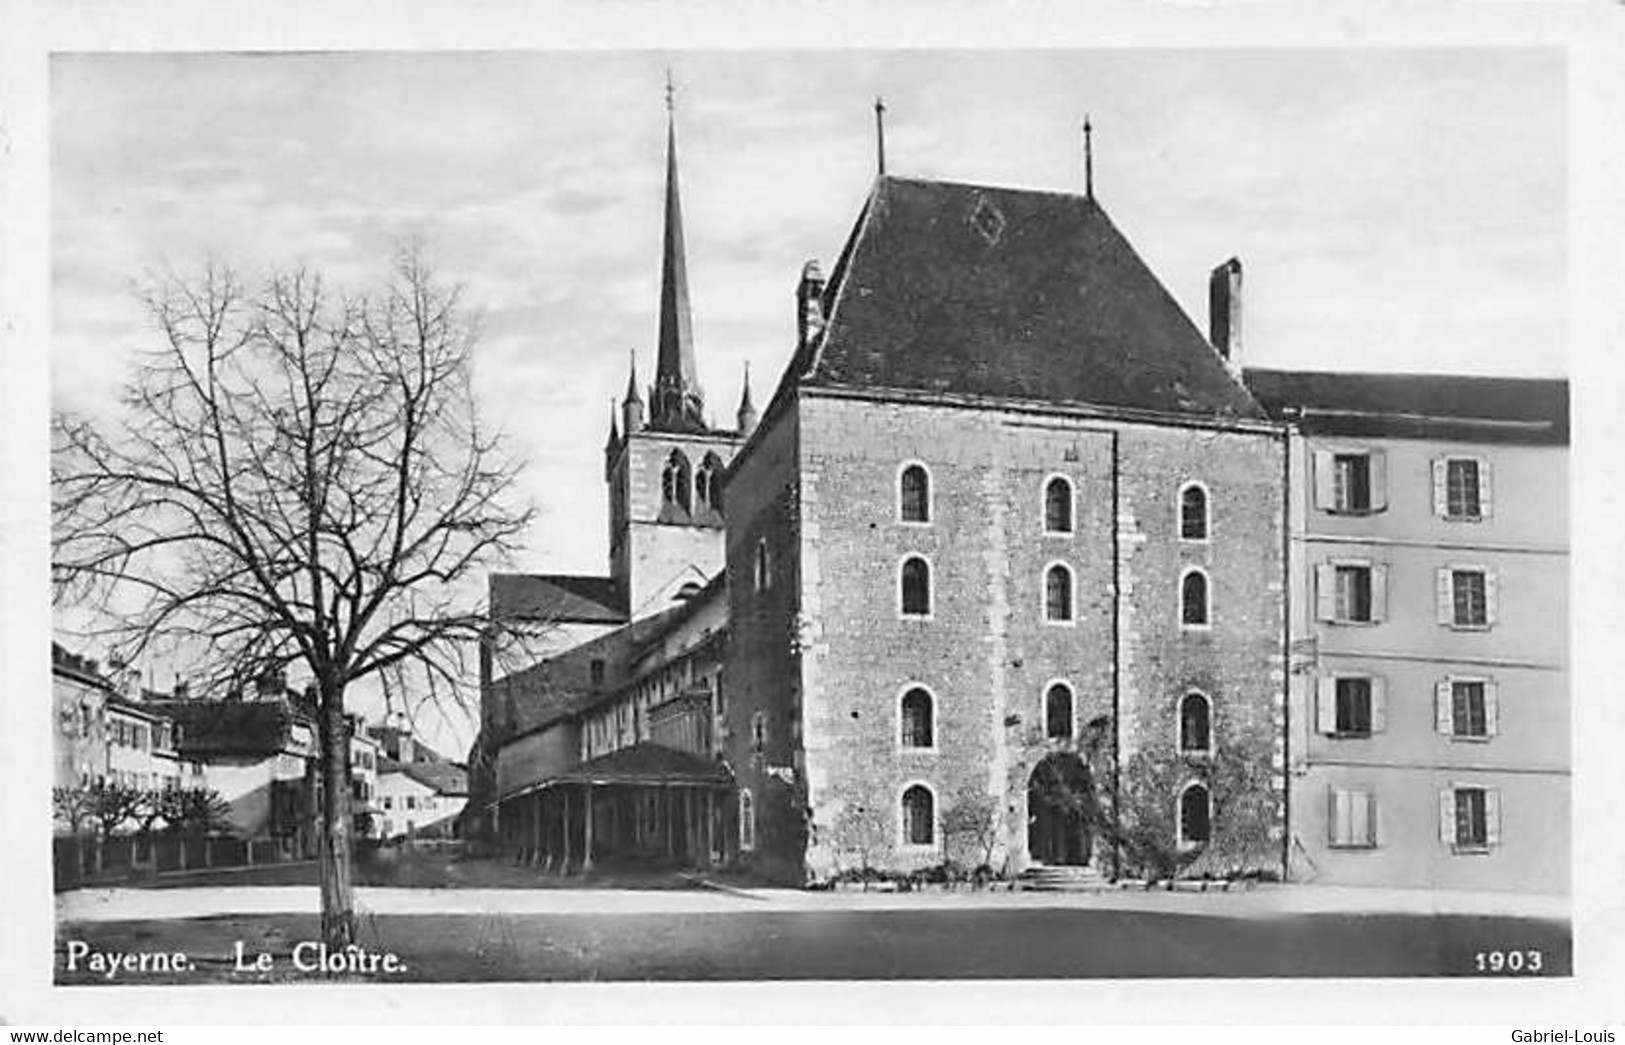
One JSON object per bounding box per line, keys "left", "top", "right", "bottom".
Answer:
{"left": 318, "top": 684, "right": 356, "bottom": 949}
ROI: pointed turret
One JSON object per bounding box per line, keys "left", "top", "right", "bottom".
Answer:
{"left": 736, "top": 362, "right": 758, "bottom": 436}
{"left": 621, "top": 350, "right": 645, "bottom": 434}
{"left": 649, "top": 76, "right": 704, "bottom": 432}
{"left": 603, "top": 399, "right": 621, "bottom": 480}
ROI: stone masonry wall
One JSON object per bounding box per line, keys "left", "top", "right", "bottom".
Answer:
{"left": 617, "top": 431, "right": 739, "bottom": 618}
{"left": 1114, "top": 422, "right": 1288, "bottom": 877}
{"left": 718, "top": 404, "right": 805, "bottom": 883}
{"left": 796, "top": 392, "right": 1286, "bottom": 880}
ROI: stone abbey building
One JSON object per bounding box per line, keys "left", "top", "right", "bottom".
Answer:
{"left": 468, "top": 98, "right": 1299, "bottom": 885}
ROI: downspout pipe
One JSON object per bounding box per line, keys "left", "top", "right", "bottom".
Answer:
{"left": 1111, "top": 429, "right": 1122, "bottom": 879}
{"left": 1279, "top": 424, "right": 1293, "bottom": 880}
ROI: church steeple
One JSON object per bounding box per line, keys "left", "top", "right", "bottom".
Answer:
{"left": 650, "top": 72, "right": 704, "bottom": 432}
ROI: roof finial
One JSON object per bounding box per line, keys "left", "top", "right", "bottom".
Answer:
{"left": 665, "top": 67, "right": 676, "bottom": 115}
{"left": 874, "top": 96, "right": 887, "bottom": 177}
{"left": 1083, "top": 115, "right": 1094, "bottom": 201}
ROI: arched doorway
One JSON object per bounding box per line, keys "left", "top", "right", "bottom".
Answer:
{"left": 1027, "top": 753, "right": 1096, "bottom": 866}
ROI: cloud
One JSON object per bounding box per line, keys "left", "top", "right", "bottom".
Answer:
{"left": 52, "top": 48, "right": 1566, "bottom": 562}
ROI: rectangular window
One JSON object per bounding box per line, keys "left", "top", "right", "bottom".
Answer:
{"left": 1452, "top": 681, "right": 1488, "bottom": 738}
{"left": 1333, "top": 453, "right": 1371, "bottom": 512}
{"left": 590, "top": 659, "right": 606, "bottom": 687}
{"left": 1452, "top": 569, "right": 1488, "bottom": 627}
{"left": 1318, "top": 673, "right": 1386, "bottom": 737}
{"left": 1454, "top": 787, "right": 1488, "bottom": 848}
{"left": 1335, "top": 565, "right": 1372, "bottom": 623}
{"left": 1335, "top": 678, "right": 1372, "bottom": 736}
{"left": 1446, "top": 459, "right": 1481, "bottom": 519}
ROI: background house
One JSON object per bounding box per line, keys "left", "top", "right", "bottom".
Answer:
{"left": 377, "top": 759, "right": 468, "bottom": 841}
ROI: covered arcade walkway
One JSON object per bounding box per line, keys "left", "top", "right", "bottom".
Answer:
{"left": 494, "top": 743, "right": 737, "bottom": 874}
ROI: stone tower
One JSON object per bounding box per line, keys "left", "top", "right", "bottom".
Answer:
{"left": 604, "top": 83, "right": 747, "bottom": 621}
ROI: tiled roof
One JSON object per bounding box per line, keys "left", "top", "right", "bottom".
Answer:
{"left": 1243, "top": 368, "right": 1569, "bottom": 445}
{"left": 490, "top": 573, "right": 628, "bottom": 625}
{"left": 491, "top": 606, "right": 685, "bottom": 739}
{"left": 381, "top": 759, "right": 469, "bottom": 797}
{"left": 803, "top": 176, "right": 1263, "bottom": 422}
{"left": 145, "top": 700, "right": 304, "bottom": 759}
{"left": 367, "top": 724, "right": 450, "bottom": 765}
{"left": 545, "top": 742, "right": 734, "bottom": 788}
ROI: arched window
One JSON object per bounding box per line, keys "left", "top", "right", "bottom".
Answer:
{"left": 1045, "top": 563, "right": 1074, "bottom": 622}
{"left": 1181, "top": 569, "right": 1210, "bottom": 627}
{"left": 662, "top": 450, "right": 692, "bottom": 514}
{"left": 696, "top": 453, "right": 725, "bottom": 511}
{"left": 1178, "top": 783, "right": 1212, "bottom": 845}
{"left": 902, "top": 784, "right": 935, "bottom": 845}
{"left": 899, "top": 463, "right": 930, "bottom": 523}
{"left": 900, "top": 556, "right": 932, "bottom": 617}
{"left": 1044, "top": 476, "right": 1073, "bottom": 534}
{"left": 752, "top": 538, "right": 771, "bottom": 593}
{"left": 1180, "top": 483, "right": 1209, "bottom": 541}
{"left": 1180, "top": 692, "right": 1212, "bottom": 754}
{"left": 1045, "top": 682, "right": 1074, "bottom": 740}
{"left": 900, "top": 687, "right": 934, "bottom": 749}
{"left": 739, "top": 789, "right": 755, "bottom": 851}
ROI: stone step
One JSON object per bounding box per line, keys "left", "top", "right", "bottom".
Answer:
{"left": 1019, "top": 864, "right": 1106, "bottom": 891}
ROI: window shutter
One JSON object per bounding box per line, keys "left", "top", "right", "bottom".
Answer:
{"left": 1431, "top": 457, "right": 1449, "bottom": 517}
{"left": 1435, "top": 679, "right": 1454, "bottom": 735}
{"left": 1485, "top": 789, "right": 1502, "bottom": 847}
{"left": 1364, "top": 790, "right": 1378, "bottom": 846}
{"left": 1368, "top": 450, "right": 1389, "bottom": 511}
{"left": 1326, "top": 787, "right": 1341, "bottom": 846}
{"left": 1435, "top": 568, "right": 1454, "bottom": 625}
{"left": 1312, "top": 451, "right": 1335, "bottom": 510}
{"left": 1369, "top": 675, "right": 1388, "bottom": 733}
{"left": 1349, "top": 789, "right": 1371, "bottom": 847}
{"left": 1317, "top": 676, "right": 1338, "bottom": 734}
{"left": 1438, "top": 788, "right": 1457, "bottom": 845}
{"left": 1485, "top": 569, "right": 1501, "bottom": 625}
{"left": 1370, "top": 565, "right": 1389, "bottom": 623}
{"left": 1315, "top": 564, "right": 1337, "bottom": 622}
{"left": 1485, "top": 680, "right": 1501, "bottom": 737}
{"left": 1478, "top": 457, "right": 1495, "bottom": 519}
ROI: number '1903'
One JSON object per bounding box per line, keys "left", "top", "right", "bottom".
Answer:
{"left": 1473, "top": 949, "right": 1543, "bottom": 973}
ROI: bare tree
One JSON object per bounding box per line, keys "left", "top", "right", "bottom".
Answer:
{"left": 52, "top": 247, "right": 533, "bottom": 947}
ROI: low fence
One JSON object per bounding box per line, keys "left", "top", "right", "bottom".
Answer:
{"left": 53, "top": 833, "right": 301, "bottom": 890}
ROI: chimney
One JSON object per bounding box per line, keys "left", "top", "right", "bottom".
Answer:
{"left": 796, "top": 260, "right": 826, "bottom": 351}
{"left": 1208, "top": 257, "right": 1243, "bottom": 376}
{"left": 173, "top": 680, "right": 190, "bottom": 700}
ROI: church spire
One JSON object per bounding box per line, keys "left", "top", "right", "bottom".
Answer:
{"left": 736, "top": 361, "right": 758, "bottom": 436}
{"left": 651, "top": 71, "right": 703, "bottom": 431}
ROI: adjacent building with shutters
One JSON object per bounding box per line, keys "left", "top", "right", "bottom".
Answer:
{"left": 1245, "top": 370, "right": 1569, "bottom": 894}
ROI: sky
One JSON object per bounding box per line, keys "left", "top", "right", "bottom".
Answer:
{"left": 50, "top": 48, "right": 1566, "bottom": 753}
